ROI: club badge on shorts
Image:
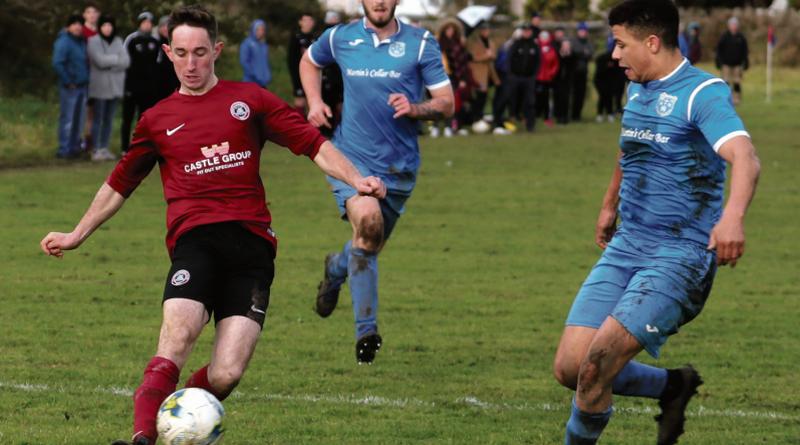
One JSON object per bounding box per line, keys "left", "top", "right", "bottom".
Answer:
{"left": 171, "top": 269, "right": 191, "bottom": 286}
{"left": 230, "top": 101, "right": 250, "bottom": 121}
{"left": 656, "top": 92, "right": 678, "bottom": 117}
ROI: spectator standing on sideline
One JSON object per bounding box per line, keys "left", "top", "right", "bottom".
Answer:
{"left": 553, "top": 26, "right": 574, "bottom": 125}
{"left": 536, "top": 30, "right": 559, "bottom": 127}
{"left": 491, "top": 27, "right": 521, "bottom": 135}
{"left": 82, "top": 3, "right": 100, "bottom": 38}
{"left": 320, "top": 11, "right": 344, "bottom": 137}
{"left": 87, "top": 15, "right": 129, "bottom": 162}
{"left": 493, "top": 24, "right": 539, "bottom": 133}
{"left": 121, "top": 12, "right": 159, "bottom": 155}
{"left": 81, "top": 3, "right": 101, "bottom": 152}
{"left": 240, "top": 19, "right": 272, "bottom": 88}
{"left": 436, "top": 19, "right": 472, "bottom": 136}
{"left": 686, "top": 22, "right": 702, "bottom": 65}
{"left": 468, "top": 22, "right": 500, "bottom": 129}
{"left": 570, "top": 22, "right": 593, "bottom": 121}
{"left": 155, "top": 16, "right": 180, "bottom": 101}
{"left": 716, "top": 17, "right": 749, "bottom": 105}
{"left": 53, "top": 14, "right": 90, "bottom": 159}
{"left": 530, "top": 11, "right": 542, "bottom": 38}
{"left": 288, "top": 12, "right": 317, "bottom": 115}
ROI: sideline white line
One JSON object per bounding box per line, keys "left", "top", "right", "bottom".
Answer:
{"left": 1, "top": 381, "right": 796, "bottom": 422}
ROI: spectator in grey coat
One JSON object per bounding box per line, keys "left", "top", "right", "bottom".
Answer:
{"left": 87, "top": 15, "right": 130, "bottom": 161}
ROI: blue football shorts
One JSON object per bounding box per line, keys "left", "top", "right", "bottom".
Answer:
{"left": 326, "top": 172, "right": 414, "bottom": 241}
{"left": 566, "top": 229, "right": 717, "bottom": 358}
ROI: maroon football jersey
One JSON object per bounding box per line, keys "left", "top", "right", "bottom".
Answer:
{"left": 106, "top": 80, "right": 326, "bottom": 256}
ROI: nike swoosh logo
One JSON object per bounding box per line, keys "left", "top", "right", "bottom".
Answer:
{"left": 250, "top": 305, "right": 266, "bottom": 315}
{"left": 629, "top": 93, "right": 639, "bottom": 102}
{"left": 646, "top": 324, "right": 659, "bottom": 333}
{"left": 166, "top": 123, "right": 185, "bottom": 136}
{"left": 348, "top": 39, "right": 364, "bottom": 46}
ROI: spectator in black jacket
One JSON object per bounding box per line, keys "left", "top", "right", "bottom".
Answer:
{"left": 155, "top": 15, "right": 180, "bottom": 101}
{"left": 120, "top": 11, "right": 159, "bottom": 154}
{"left": 319, "top": 10, "right": 344, "bottom": 137}
{"left": 493, "top": 23, "right": 540, "bottom": 133}
{"left": 570, "top": 22, "right": 594, "bottom": 121}
{"left": 288, "top": 12, "right": 316, "bottom": 115}
{"left": 716, "top": 17, "right": 749, "bottom": 105}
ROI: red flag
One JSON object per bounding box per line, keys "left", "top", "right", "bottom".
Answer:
{"left": 768, "top": 26, "right": 776, "bottom": 48}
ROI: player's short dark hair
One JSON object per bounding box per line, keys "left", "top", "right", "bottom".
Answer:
{"left": 167, "top": 4, "right": 218, "bottom": 43}
{"left": 299, "top": 11, "right": 314, "bottom": 19}
{"left": 608, "top": 0, "right": 679, "bottom": 50}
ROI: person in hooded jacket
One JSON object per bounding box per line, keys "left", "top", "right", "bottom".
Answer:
{"left": 53, "top": 14, "right": 90, "bottom": 159}
{"left": 121, "top": 11, "right": 160, "bottom": 154}
{"left": 87, "top": 15, "right": 130, "bottom": 162}
{"left": 240, "top": 19, "right": 272, "bottom": 88}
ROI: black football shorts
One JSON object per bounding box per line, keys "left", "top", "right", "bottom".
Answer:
{"left": 163, "top": 222, "right": 275, "bottom": 328}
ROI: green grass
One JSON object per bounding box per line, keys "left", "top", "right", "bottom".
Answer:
{"left": 1, "top": 66, "right": 799, "bottom": 444}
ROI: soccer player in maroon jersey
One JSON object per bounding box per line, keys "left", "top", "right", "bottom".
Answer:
{"left": 39, "top": 6, "right": 386, "bottom": 445}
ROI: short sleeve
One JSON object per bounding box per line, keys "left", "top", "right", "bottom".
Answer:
{"left": 689, "top": 80, "right": 749, "bottom": 152}
{"left": 258, "top": 90, "right": 326, "bottom": 159}
{"left": 308, "top": 26, "right": 338, "bottom": 68}
{"left": 106, "top": 114, "right": 159, "bottom": 198}
{"left": 418, "top": 31, "right": 450, "bottom": 91}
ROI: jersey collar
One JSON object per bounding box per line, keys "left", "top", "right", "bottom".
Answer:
{"left": 362, "top": 17, "right": 403, "bottom": 48}
{"left": 643, "top": 57, "right": 689, "bottom": 89}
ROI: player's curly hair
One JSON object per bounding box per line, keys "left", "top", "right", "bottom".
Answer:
{"left": 167, "top": 4, "right": 218, "bottom": 43}
{"left": 609, "top": 0, "right": 679, "bottom": 50}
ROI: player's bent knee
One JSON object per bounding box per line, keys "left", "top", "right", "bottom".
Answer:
{"left": 354, "top": 212, "right": 384, "bottom": 250}
{"left": 208, "top": 364, "right": 244, "bottom": 394}
{"left": 552, "top": 359, "right": 579, "bottom": 390}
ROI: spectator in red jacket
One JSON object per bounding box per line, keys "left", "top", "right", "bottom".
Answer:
{"left": 536, "top": 30, "right": 559, "bottom": 127}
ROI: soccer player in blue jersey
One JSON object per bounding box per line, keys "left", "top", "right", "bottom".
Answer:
{"left": 299, "top": 0, "right": 454, "bottom": 363}
{"left": 551, "top": 1, "right": 760, "bottom": 444}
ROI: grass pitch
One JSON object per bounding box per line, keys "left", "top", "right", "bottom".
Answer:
{"left": 1, "top": 67, "right": 799, "bottom": 444}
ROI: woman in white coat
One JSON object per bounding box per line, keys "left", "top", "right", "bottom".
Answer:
{"left": 87, "top": 15, "right": 130, "bottom": 161}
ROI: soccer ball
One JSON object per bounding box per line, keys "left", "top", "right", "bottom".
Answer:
{"left": 157, "top": 388, "right": 225, "bottom": 445}
{"left": 471, "top": 119, "right": 491, "bottom": 134}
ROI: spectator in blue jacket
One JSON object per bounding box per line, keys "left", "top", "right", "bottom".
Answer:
{"left": 53, "top": 14, "right": 90, "bottom": 159}
{"left": 239, "top": 19, "right": 272, "bottom": 88}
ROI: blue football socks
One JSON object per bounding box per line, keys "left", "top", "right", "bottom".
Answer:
{"left": 612, "top": 360, "right": 668, "bottom": 398}
{"left": 327, "top": 240, "right": 352, "bottom": 288}
{"left": 565, "top": 398, "right": 612, "bottom": 445}
{"left": 348, "top": 247, "right": 379, "bottom": 339}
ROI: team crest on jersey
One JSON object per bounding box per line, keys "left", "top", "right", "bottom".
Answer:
{"left": 171, "top": 269, "right": 190, "bottom": 286}
{"left": 655, "top": 92, "right": 678, "bottom": 117}
{"left": 388, "top": 41, "right": 405, "bottom": 58}
{"left": 230, "top": 101, "right": 250, "bottom": 121}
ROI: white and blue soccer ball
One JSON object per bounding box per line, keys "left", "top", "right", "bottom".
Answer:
{"left": 157, "top": 388, "right": 225, "bottom": 445}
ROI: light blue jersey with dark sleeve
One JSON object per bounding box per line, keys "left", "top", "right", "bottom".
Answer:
{"left": 566, "top": 60, "right": 750, "bottom": 358}
{"left": 618, "top": 58, "right": 749, "bottom": 245}
{"left": 308, "top": 18, "right": 449, "bottom": 197}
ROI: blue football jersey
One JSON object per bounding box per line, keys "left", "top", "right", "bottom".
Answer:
{"left": 308, "top": 18, "right": 450, "bottom": 193}
{"left": 618, "top": 59, "right": 749, "bottom": 245}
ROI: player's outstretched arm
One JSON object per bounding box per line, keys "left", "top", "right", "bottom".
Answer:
{"left": 708, "top": 136, "right": 761, "bottom": 267}
{"left": 388, "top": 85, "right": 455, "bottom": 120}
{"left": 595, "top": 152, "right": 623, "bottom": 249}
{"left": 40, "top": 183, "right": 126, "bottom": 258}
{"left": 313, "top": 141, "right": 386, "bottom": 199}
{"left": 299, "top": 51, "right": 332, "bottom": 128}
